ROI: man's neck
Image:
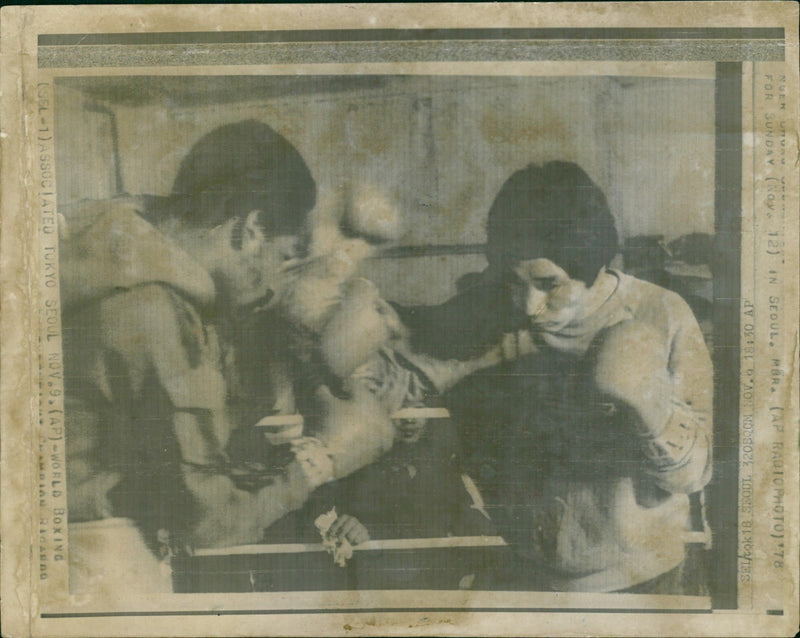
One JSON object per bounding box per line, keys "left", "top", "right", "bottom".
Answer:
{"left": 571, "top": 268, "right": 620, "bottom": 326}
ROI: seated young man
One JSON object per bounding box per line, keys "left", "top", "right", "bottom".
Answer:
{"left": 61, "top": 121, "right": 397, "bottom": 595}
{"left": 401, "top": 161, "right": 713, "bottom": 594}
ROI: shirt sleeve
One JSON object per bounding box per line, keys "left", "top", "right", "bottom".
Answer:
{"left": 641, "top": 294, "right": 713, "bottom": 494}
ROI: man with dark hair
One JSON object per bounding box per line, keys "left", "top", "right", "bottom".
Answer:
{"left": 485, "top": 160, "right": 619, "bottom": 285}
{"left": 61, "top": 120, "right": 395, "bottom": 595}
{"left": 402, "top": 161, "right": 712, "bottom": 593}
{"left": 170, "top": 119, "right": 317, "bottom": 235}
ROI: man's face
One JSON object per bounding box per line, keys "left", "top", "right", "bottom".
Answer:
{"left": 505, "top": 258, "right": 592, "bottom": 332}
{"left": 393, "top": 404, "right": 427, "bottom": 444}
{"left": 208, "top": 211, "right": 304, "bottom": 308}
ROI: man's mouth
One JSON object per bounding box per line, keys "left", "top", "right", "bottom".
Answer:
{"left": 396, "top": 420, "right": 425, "bottom": 442}
{"left": 529, "top": 314, "right": 563, "bottom": 330}
{"left": 397, "top": 429, "right": 422, "bottom": 443}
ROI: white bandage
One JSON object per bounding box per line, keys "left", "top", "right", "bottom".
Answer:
{"left": 641, "top": 399, "right": 703, "bottom": 469}
{"left": 290, "top": 437, "right": 335, "bottom": 490}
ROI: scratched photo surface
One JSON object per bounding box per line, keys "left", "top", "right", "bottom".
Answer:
{"left": 52, "top": 73, "right": 726, "bottom": 600}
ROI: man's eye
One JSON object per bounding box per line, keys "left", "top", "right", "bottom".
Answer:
{"left": 534, "top": 278, "right": 559, "bottom": 292}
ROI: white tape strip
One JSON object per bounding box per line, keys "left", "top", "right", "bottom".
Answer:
{"left": 254, "top": 414, "right": 305, "bottom": 427}
{"left": 194, "top": 535, "right": 507, "bottom": 556}
{"left": 390, "top": 407, "right": 450, "bottom": 420}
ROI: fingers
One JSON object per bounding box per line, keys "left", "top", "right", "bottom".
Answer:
{"left": 329, "top": 514, "right": 371, "bottom": 545}
{"left": 500, "top": 332, "right": 518, "bottom": 361}
{"left": 343, "top": 524, "right": 370, "bottom": 545}
{"left": 327, "top": 513, "right": 347, "bottom": 536}
{"left": 516, "top": 330, "right": 537, "bottom": 358}
{"left": 329, "top": 514, "right": 357, "bottom": 536}
{"left": 501, "top": 330, "right": 538, "bottom": 362}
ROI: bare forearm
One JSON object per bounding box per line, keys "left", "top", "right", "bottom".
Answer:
{"left": 414, "top": 350, "right": 499, "bottom": 393}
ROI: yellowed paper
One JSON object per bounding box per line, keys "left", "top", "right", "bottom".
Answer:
{"left": 1, "top": 3, "right": 797, "bottom": 636}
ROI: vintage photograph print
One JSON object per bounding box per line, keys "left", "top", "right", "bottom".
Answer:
{"left": 1, "top": 4, "right": 797, "bottom": 637}
{"left": 52, "top": 72, "right": 722, "bottom": 598}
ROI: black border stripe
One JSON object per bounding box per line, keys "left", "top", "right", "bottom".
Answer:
{"left": 38, "top": 28, "right": 785, "bottom": 47}
{"left": 709, "top": 61, "right": 743, "bottom": 611}
{"left": 375, "top": 243, "right": 485, "bottom": 259}
{"left": 41, "top": 607, "right": 713, "bottom": 618}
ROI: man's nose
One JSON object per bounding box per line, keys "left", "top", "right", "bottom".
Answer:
{"left": 525, "top": 287, "right": 547, "bottom": 317}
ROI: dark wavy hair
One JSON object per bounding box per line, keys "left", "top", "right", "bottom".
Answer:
{"left": 486, "top": 161, "right": 619, "bottom": 284}
{"left": 168, "top": 120, "right": 316, "bottom": 243}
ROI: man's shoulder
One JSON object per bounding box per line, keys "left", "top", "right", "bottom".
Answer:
{"left": 60, "top": 195, "right": 148, "bottom": 233}
{"left": 95, "top": 283, "right": 206, "bottom": 354}
{"left": 615, "top": 271, "right": 699, "bottom": 328}
{"left": 100, "top": 282, "right": 197, "bottom": 317}
{"left": 617, "top": 271, "right": 693, "bottom": 310}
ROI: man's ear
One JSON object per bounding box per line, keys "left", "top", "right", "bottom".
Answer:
{"left": 241, "top": 210, "right": 266, "bottom": 253}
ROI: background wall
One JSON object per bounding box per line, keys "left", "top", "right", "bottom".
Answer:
{"left": 54, "top": 74, "right": 715, "bottom": 305}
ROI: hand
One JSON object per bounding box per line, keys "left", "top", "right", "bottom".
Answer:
{"left": 499, "top": 329, "right": 538, "bottom": 363}
{"left": 289, "top": 438, "right": 335, "bottom": 492}
{"left": 328, "top": 514, "right": 370, "bottom": 546}
{"left": 313, "top": 385, "right": 395, "bottom": 479}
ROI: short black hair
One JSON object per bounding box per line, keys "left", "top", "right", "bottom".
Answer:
{"left": 170, "top": 120, "right": 316, "bottom": 239}
{"left": 486, "top": 161, "right": 619, "bottom": 284}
